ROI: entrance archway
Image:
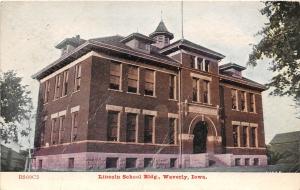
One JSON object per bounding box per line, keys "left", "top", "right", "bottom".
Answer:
{"left": 193, "top": 121, "right": 208, "bottom": 153}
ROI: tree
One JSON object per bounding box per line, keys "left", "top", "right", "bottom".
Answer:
{"left": 0, "top": 70, "right": 33, "bottom": 143}
{"left": 248, "top": 2, "right": 300, "bottom": 112}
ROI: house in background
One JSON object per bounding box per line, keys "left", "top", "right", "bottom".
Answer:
{"left": 31, "top": 20, "right": 267, "bottom": 170}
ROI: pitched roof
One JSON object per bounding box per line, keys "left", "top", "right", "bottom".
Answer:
{"left": 160, "top": 39, "right": 225, "bottom": 60}
{"left": 270, "top": 131, "right": 300, "bottom": 144}
{"left": 220, "top": 74, "right": 267, "bottom": 91}
{"left": 219, "top": 62, "right": 246, "bottom": 71}
{"left": 149, "top": 20, "right": 174, "bottom": 39}
{"left": 120, "top": 33, "right": 155, "bottom": 43}
{"left": 90, "top": 35, "right": 177, "bottom": 63}
{"left": 32, "top": 35, "right": 179, "bottom": 80}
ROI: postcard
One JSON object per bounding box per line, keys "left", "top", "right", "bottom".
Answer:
{"left": 1, "top": 1, "right": 299, "bottom": 190}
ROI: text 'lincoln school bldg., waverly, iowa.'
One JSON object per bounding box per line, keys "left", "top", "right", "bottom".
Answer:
{"left": 32, "top": 20, "right": 267, "bottom": 170}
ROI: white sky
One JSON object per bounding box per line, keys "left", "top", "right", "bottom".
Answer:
{"left": 1, "top": 1, "right": 299, "bottom": 145}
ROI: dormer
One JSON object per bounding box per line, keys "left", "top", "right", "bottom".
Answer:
{"left": 120, "top": 33, "right": 155, "bottom": 54}
{"left": 55, "top": 35, "right": 85, "bottom": 56}
{"left": 219, "top": 63, "right": 246, "bottom": 78}
{"left": 149, "top": 20, "right": 174, "bottom": 49}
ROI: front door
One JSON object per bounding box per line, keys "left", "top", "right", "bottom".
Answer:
{"left": 193, "top": 121, "right": 208, "bottom": 153}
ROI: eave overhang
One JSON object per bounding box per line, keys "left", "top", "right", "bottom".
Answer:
{"left": 32, "top": 40, "right": 179, "bottom": 80}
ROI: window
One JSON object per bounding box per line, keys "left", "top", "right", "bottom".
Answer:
{"left": 242, "top": 126, "right": 248, "bottom": 147}
{"left": 253, "top": 158, "right": 259, "bottom": 166}
{"left": 144, "top": 158, "right": 153, "bottom": 168}
{"left": 245, "top": 158, "right": 250, "bottom": 166}
{"left": 144, "top": 69, "right": 155, "bottom": 96}
{"left": 233, "top": 125, "right": 239, "bottom": 147}
{"left": 157, "top": 36, "right": 164, "bottom": 43}
{"left": 106, "top": 157, "right": 118, "bottom": 168}
{"left": 109, "top": 62, "right": 121, "bottom": 90}
{"left": 169, "top": 75, "right": 176, "bottom": 99}
{"left": 203, "top": 80, "right": 209, "bottom": 103}
{"left": 138, "top": 42, "right": 149, "bottom": 50}
{"left": 170, "top": 158, "right": 177, "bottom": 168}
{"left": 38, "top": 160, "right": 43, "bottom": 170}
{"left": 71, "top": 112, "right": 79, "bottom": 142}
{"left": 125, "top": 158, "right": 137, "bottom": 168}
{"left": 204, "top": 60, "right": 210, "bottom": 72}
{"left": 44, "top": 80, "right": 50, "bottom": 103}
{"left": 191, "top": 56, "right": 196, "bottom": 68}
{"left": 74, "top": 64, "right": 81, "bottom": 91}
{"left": 107, "top": 111, "right": 119, "bottom": 141}
{"left": 62, "top": 70, "right": 69, "bottom": 96}
{"left": 51, "top": 118, "right": 58, "bottom": 145}
{"left": 250, "top": 127, "right": 257, "bottom": 147}
{"left": 164, "top": 37, "right": 169, "bottom": 45}
{"left": 68, "top": 158, "right": 74, "bottom": 169}
{"left": 196, "top": 57, "right": 203, "bottom": 70}
{"left": 54, "top": 75, "right": 61, "bottom": 99}
{"left": 240, "top": 91, "right": 246, "bottom": 111}
{"left": 126, "top": 113, "right": 137, "bottom": 142}
{"left": 235, "top": 158, "right": 241, "bottom": 166}
{"left": 192, "top": 78, "right": 199, "bottom": 102}
{"left": 144, "top": 115, "right": 154, "bottom": 143}
{"left": 249, "top": 93, "right": 256, "bottom": 112}
{"left": 231, "top": 89, "right": 238, "bottom": 110}
{"left": 168, "top": 118, "right": 176, "bottom": 144}
{"left": 59, "top": 116, "right": 65, "bottom": 144}
{"left": 127, "top": 65, "right": 138, "bottom": 93}
{"left": 40, "top": 121, "right": 45, "bottom": 146}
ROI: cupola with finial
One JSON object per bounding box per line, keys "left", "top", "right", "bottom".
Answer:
{"left": 149, "top": 18, "right": 174, "bottom": 49}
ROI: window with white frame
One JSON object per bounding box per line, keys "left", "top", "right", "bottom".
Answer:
{"left": 62, "top": 70, "right": 69, "bottom": 96}
{"left": 204, "top": 60, "right": 210, "bottom": 72}
{"left": 192, "top": 77, "right": 200, "bottom": 102}
{"left": 202, "top": 80, "right": 210, "bottom": 104}
{"left": 54, "top": 75, "right": 61, "bottom": 99}
{"left": 233, "top": 125, "right": 239, "bottom": 147}
{"left": 242, "top": 126, "right": 248, "bottom": 147}
{"left": 59, "top": 115, "right": 65, "bottom": 144}
{"left": 169, "top": 75, "right": 176, "bottom": 100}
{"left": 127, "top": 65, "right": 138, "bottom": 93}
{"left": 107, "top": 111, "right": 119, "bottom": 141}
{"left": 190, "top": 55, "right": 196, "bottom": 69}
{"left": 231, "top": 89, "right": 238, "bottom": 110}
{"left": 144, "top": 69, "right": 155, "bottom": 96}
{"left": 51, "top": 118, "right": 58, "bottom": 145}
{"left": 249, "top": 93, "right": 256, "bottom": 112}
{"left": 44, "top": 80, "right": 50, "bottom": 103}
{"left": 126, "top": 113, "right": 137, "bottom": 142}
{"left": 240, "top": 91, "right": 247, "bottom": 112}
{"left": 109, "top": 62, "right": 121, "bottom": 90}
{"left": 168, "top": 118, "right": 176, "bottom": 144}
{"left": 144, "top": 115, "right": 154, "bottom": 143}
{"left": 74, "top": 64, "right": 81, "bottom": 91}
{"left": 250, "top": 127, "right": 257, "bottom": 147}
{"left": 71, "top": 111, "right": 79, "bottom": 142}
{"left": 196, "top": 57, "right": 203, "bottom": 70}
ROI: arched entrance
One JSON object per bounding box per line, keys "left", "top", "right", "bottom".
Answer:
{"left": 193, "top": 121, "right": 208, "bottom": 153}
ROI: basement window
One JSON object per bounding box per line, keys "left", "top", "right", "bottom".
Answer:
{"left": 170, "top": 158, "right": 177, "bottom": 168}
{"left": 253, "top": 158, "right": 259, "bottom": 166}
{"left": 235, "top": 158, "right": 241, "bottom": 166}
{"left": 125, "top": 158, "right": 137, "bottom": 168}
{"left": 144, "top": 158, "right": 153, "bottom": 168}
{"left": 106, "top": 157, "right": 118, "bottom": 168}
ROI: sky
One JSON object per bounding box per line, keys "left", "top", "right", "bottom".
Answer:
{"left": 1, "top": 1, "right": 299, "bottom": 145}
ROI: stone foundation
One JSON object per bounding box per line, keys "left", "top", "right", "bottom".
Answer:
{"left": 32, "top": 152, "right": 267, "bottom": 171}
